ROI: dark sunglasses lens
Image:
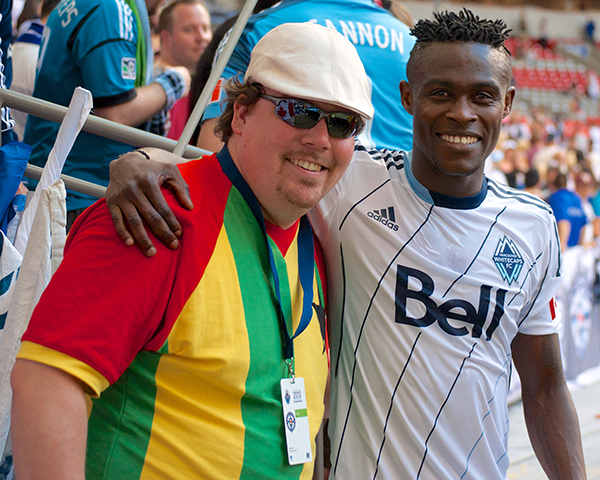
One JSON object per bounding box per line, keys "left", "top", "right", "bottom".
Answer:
{"left": 274, "top": 98, "right": 360, "bottom": 138}
{"left": 288, "top": 101, "right": 321, "bottom": 129}
{"left": 327, "top": 114, "right": 359, "bottom": 138}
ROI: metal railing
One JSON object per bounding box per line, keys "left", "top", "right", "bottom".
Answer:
{"left": 0, "top": 0, "right": 261, "bottom": 200}
{"left": 0, "top": 0, "right": 261, "bottom": 199}
{"left": 0, "top": 89, "right": 211, "bottom": 198}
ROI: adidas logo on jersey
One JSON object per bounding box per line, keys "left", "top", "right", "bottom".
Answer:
{"left": 368, "top": 207, "right": 399, "bottom": 231}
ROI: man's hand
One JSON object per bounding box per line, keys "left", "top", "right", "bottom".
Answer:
{"left": 106, "top": 149, "right": 193, "bottom": 257}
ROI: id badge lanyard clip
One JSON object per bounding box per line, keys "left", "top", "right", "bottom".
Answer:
{"left": 218, "top": 148, "right": 315, "bottom": 381}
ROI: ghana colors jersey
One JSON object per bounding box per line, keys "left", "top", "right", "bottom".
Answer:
{"left": 18, "top": 149, "right": 328, "bottom": 480}
{"left": 310, "top": 144, "right": 562, "bottom": 480}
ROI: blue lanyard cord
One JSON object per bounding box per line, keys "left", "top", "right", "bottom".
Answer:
{"left": 217, "top": 148, "right": 315, "bottom": 361}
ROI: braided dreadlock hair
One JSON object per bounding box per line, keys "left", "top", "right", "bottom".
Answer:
{"left": 406, "top": 9, "right": 512, "bottom": 81}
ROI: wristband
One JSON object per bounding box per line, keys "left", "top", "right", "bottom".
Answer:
{"left": 152, "top": 70, "right": 186, "bottom": 111}
{"left": 116, "top": 149, "right": 151, "bottom": 161}
{"left": 135, "top": 149, "right": 151, "bottom": 160}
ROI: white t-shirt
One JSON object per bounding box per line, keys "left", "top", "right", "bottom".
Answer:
{"left": 310, "top": 143, "right": 561, "bottom": 480}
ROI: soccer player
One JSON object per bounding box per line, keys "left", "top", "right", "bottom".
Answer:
{"left": 23, "top": 0, "right": 191, "bottom": 226}
{"left": 104, "top": 9, "right": 587, "bottom": 480}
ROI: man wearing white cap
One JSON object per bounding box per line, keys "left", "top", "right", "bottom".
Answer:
{"left": 11, "top": 23, "right": 372, "bottom": 480}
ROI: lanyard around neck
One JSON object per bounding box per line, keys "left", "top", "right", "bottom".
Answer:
{"left": 217, "top": 148, "right": 315, "bottom": 363}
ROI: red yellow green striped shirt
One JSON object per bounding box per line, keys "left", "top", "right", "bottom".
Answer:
{"left": 18, "top": 152, "right": 328, "bottom": 480}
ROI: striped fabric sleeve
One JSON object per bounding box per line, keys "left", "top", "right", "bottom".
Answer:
{"left": 517, "top": 214, "right": 562, "bottom": 335}
{"left": 17, "top": 341, "right": 110, "bottom": 397}
{"left": 21, "top": 155, "right": 231, "bottom": 389}
{"left": 72, "top": 0, "right": 138, "bottom": 100}
{"left": 21, "top": 198, "right": 185, "bottom": 385}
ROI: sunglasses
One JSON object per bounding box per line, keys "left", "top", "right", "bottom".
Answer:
{"left": 260, "top": 94, "right": 363, "bottom": 139}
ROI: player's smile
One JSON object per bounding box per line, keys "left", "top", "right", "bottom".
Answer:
{"left": 438, "top": 134, "right": 479, "bottom": 146}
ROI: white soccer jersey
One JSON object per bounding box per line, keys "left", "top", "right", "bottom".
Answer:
{"left": 310, "top": 144, "right": 561, "bottom": 480}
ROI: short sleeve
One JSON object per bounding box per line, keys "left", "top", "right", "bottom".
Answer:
{"left": 21, "top": 199, "right": 183, "bottom": 385}
{"left": 548, "top": 192, "right": 567, "bottom": 222}
{"left": 71, "top": 1, "right": 138, "bottom": 101}
{"left": 517, "top": 214, "right": 562, "bottom": 335}
{"left": 17, "top": 342, "right": 110, "bottom": 397}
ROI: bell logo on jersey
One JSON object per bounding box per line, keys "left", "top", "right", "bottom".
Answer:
{"left": 493, "top": 236, "right": 524, "bottom": 285}
{"left": 395, "top": 265, "right": 507, "bottom": 340}
{"left": 367, "top": 206, "right": 399, "bottom": 231}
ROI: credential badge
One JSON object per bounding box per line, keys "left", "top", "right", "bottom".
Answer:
{"left": 493, "top": 236, "right": 524, "bottom": 285}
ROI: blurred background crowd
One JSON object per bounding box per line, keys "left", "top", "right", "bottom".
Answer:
{"left": 11, "top": 0, "right": 600, "bottom": 253}
{"left": 8, "top": 0, "right": 600, "bottom": 252}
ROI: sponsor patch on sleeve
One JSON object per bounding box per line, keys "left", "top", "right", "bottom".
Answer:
{"left": 121, "top": 57, "right": 136, "bottom": 80}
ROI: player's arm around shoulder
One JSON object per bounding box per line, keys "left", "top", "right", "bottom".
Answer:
{"left": 11, "top": 359, "right": 88, "bottom": 480}
{"left": 106, "top": 148, "right": 195, "bottom": 256}
{"left": 511, "top": 332, "right": 587, "bottom": 479}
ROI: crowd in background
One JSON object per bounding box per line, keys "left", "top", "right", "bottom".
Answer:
{"left": 5, "top": 0, "right": 600, "bottom": 248}
{"left": 487, "top": 96, "right": 600, "bottom": 252}
{"left": 11, "top": 0, "right": 212, "bottom": 141}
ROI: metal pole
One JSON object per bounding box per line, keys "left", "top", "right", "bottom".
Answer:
{"left": 24, "top": 164, "right": 107, "bottom": 199}
{"left": 0, "top": 89, "right": 213, "bottom": 198}
{"left": 0, "top": 90, "right": 209, "bottom": 158}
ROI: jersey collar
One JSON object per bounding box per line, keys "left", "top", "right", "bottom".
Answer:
{"left": 404, "top": 151, "right": 488, "bottom": 210}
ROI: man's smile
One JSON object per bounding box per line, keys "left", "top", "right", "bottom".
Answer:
{"left": 288, "top": 157, "right": 325, "bottom": 172}
{"left": 439, "top": 134, "right": 479, "bottom": 145}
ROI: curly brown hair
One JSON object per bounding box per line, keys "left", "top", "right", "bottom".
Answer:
{"left": 214, "top": 77, "right": 264, "bottom": 143}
